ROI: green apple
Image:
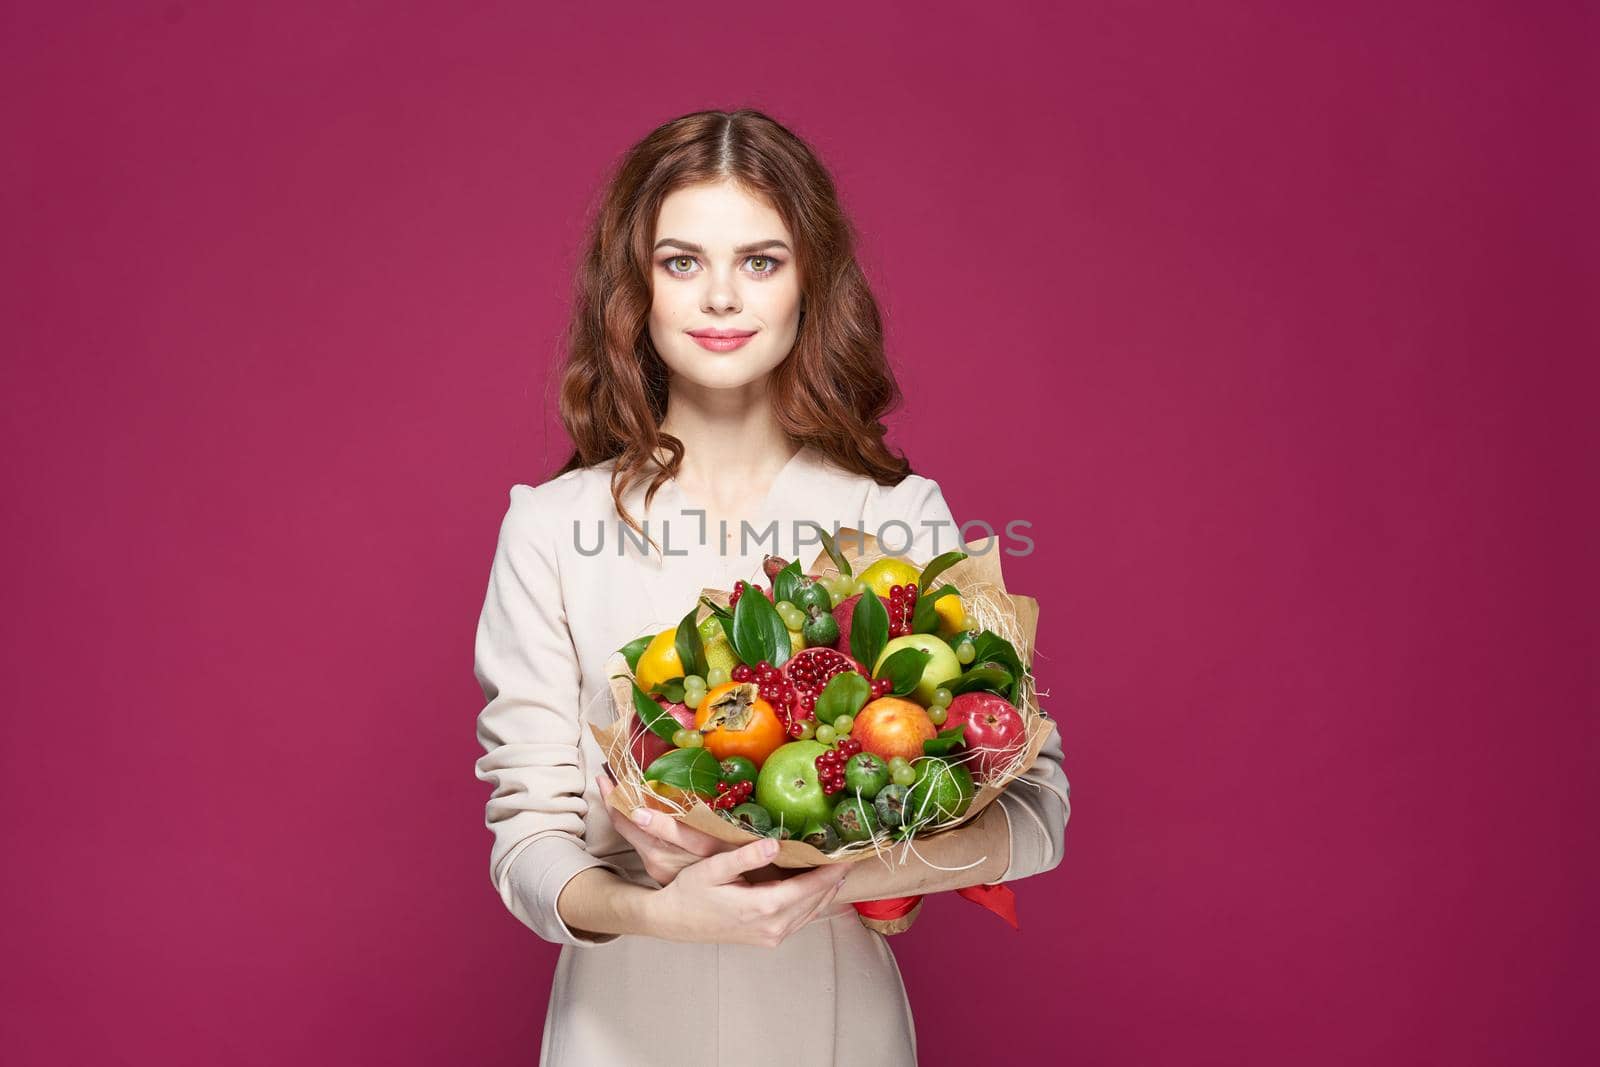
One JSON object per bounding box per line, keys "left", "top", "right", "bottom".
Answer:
{"left": 755, "top": 740, "right": 836, "bottom": 835}
{"left": 871, "top": 634, "right": 963, "bottom": 707}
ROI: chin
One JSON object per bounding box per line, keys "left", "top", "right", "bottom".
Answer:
{"left": 666, "top": 347, "right": 786, "bottom": 390}
{"left": 675, "top": 366, "right": 771, "bottom": 392}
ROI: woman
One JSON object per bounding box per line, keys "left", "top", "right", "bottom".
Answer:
{"left": 473, "top": 109, "right": 1070, "bottom": 1065}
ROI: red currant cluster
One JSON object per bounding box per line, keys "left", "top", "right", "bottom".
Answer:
{"left": 813, "top": 737, "right": 863, "bottom": 796}
{"left": 868, "top": 677, "right": 893, "bottom": 699}
{"left": 888, "top": 583, "right": 918, "bottom": 637}
{"left": 730, "top": 660, "right": 802, "bottom": 727}
{"left": 712, "top": 778, "right": 754, "bottom": 810}
{"left": 729, "top": 579, "right": 748, "bottom": 607}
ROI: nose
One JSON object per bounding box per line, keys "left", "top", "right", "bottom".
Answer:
{"left": 701, "top": 269, "right": 741, "bottom": 315}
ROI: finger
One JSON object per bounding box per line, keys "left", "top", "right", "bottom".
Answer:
{"left": 756, "top": 861, "right": 848, "bottom": 914}
{"left": 598, "top": 784, "right": 673, "bottom": 855}
{"left": 785, "top": 867, "right": 849, "bottom": 935}
{"left": 685, "top": 837, "right": 780, "bottom": 886}
{"left": 632, "top": 808, "right": 727, "bottom": 859}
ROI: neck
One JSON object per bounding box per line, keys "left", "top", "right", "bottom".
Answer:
{"left": 657, "top": 380, "right": 797, "bottom": 486}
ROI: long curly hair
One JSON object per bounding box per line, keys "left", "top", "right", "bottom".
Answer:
{"left": 552, "top": 108, "right": 915, "bottom": 539}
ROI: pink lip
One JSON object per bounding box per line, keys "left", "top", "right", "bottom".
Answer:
{"left": 689, "top": 330, "right": 755, "bottom": 351}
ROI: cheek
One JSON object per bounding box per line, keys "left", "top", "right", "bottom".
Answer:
{"left": 650, "top": 286, "right": 689, "bottom": 326}
{"left": 759, "top": 285, "right": 803, "bottom": 323}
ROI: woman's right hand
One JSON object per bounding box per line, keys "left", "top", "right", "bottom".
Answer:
{"left": 646, "top": 836, "right": 850, "bottom": 947}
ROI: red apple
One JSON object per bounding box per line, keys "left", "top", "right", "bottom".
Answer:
{"left": 850, "top": 696, "right": 937, "bottom": 763}
{"left": 942, "top": 692, "right": 1026, "bottom": 779}
{"left": 628, "top": 698, "right": 696, "bottom": 770}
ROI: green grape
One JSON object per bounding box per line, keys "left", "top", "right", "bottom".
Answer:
{"left": 887, "top": 756, "right": 910, "bottom": 775}
{"left": 672, "top": 728, "right": 700, "bottom": 748}
{"left": 685, "top": 674, "right": 706, "bottom": 692}
{"left": 796, "top": 719, "right": 817, "bottom": 740}
{"left": 891, "top": 764, "right": 916, "bottom": 787}
{"left": 928, "top": 706, "right": 947, "bottom": 726}
{"left": 931, "top": 687, "right": 953, "bottom": 708}
{"left": 956, "top": 641, "right": 976, "bottom": 665}
{"left": 833, "top": 713, "right": 854, "bottom": 734}
{"left": 706, "top": 667, "right": 730, "bottom": 688}
{"left": 698, "top": 617, "right": 721, "bottom": 642}
{"left": 684, "top": 687, "right": 705, "bottom": 709}
{"left": 815, "top": 724, "right": 837, "bottom": 746}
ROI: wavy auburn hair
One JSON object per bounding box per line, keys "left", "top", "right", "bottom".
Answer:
{"left": 552, "top": 108, "right": 915, "bottom": 539}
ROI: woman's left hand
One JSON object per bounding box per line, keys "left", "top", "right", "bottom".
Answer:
{"left": 597, "top": 775, "right": 748, "bottom": 887}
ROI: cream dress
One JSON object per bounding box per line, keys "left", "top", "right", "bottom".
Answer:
{"left": 472, "top": 444, "right": 1070, "bottom": 1065}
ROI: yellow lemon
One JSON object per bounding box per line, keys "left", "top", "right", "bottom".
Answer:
{"left": 858, "top": 557, "right": 921, "bottom": 599}
{"left": 934, "top": 594, "right": 966, "bottom": 636}
{"left": 634, "top": 628, "right": 684, "bottom": 692}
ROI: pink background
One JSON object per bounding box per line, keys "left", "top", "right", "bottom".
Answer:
{"left": 3, "top": 3, "right": 1594, "bottom": 1065}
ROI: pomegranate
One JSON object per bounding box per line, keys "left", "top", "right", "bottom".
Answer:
{"left": 781, "top": 647, "right": 866, "bottom": 722}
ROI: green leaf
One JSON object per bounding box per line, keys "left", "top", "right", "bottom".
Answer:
{"left": 814, "top": 671, "right": 870, "bottom": 722}
{"left": 946, "top": 665, "right": 1013, "bottom": 698}
{"left": 849, "top": 588, "right": 888, "bottom": 672}
{"left": 911, "top": 584, "right": 962, "bottom": 635}
{"left": 876, "top": 647, "right": 931, "bottom": 697}
{"left": 649, "top": 677, "right": 687, "bottom": 704}
{"left": 618, "top": 635, "right": 654, "bottom": 675}
{"left": 803, "top": 521, "right": 853, "bottom": 578}
{"left": 732, "top": 584, "right": 791, "bottom": 668}
{"left": 699, "top": 597, "right": 739, "bottom": 648}
{"left": 643, "top": 747, "right": 721, "bottom": 797}
{"left": 773, "top": 558, "right": 803, "bottom": 608}
{"left": 674, "top": 607, "right": 708, "bottom": 679}
{"left": 916, "top": 551, "right": 967, "bottom": 592}
{"left": 632, "top": 681, "right": 680, "bottom": 742}
{"left": 922, "top": 722, "right": 968, "bottom": 757}
{"left": 970, "top": 631, "right": 1028, "bottom": 702}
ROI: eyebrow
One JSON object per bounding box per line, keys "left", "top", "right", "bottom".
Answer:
{"left": 653, "top": 238, "right": 792, "bottom": 254}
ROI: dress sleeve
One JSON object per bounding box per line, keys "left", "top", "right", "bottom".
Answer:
{"left": 992, "top": 719, "right": 1070, "bottom": 881}
{"left": 901, "top": 475, "right": 1071, "bottom": 882}
{"left": 473, "top": 484, "right": 624, "bottom": 947}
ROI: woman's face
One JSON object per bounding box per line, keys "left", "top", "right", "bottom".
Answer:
{"left": 647, "top": 180, "right": 802, "bottom": 392}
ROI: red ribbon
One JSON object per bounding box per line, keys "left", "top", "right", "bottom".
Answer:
{"left": 853, "top": 883, "right": 1019, "bottom": 929}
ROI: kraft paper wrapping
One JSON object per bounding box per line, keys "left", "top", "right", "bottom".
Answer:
{"left": 588, "top": 528, "right": 1055, "bottom": 930}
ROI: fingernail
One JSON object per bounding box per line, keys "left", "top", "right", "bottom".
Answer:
{"left": 632, "top": 808, "right": 651, "bottom": 826}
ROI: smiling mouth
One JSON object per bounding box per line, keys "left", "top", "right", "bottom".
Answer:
{"left": 688, "top": 331, "right": 756, "bottom": 351}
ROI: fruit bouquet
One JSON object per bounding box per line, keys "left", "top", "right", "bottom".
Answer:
{"left": 591, "top": 522, "right": 1055, "bottom": 934}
